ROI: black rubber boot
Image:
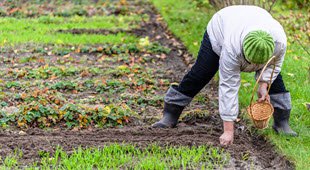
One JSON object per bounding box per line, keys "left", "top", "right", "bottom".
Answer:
{"left": 272, "top": 108, "right": 297, "bottom": 136}
{"left": 152, "top": 102, "right": 185, "bottom": 128}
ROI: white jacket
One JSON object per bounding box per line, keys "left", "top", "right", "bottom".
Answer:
{"left": 207, "top": 5, "right": 287, "bottom": 121}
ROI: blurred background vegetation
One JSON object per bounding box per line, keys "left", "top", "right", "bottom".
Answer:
{"left": 195, "top": 0, "right": 309, "bottom": 10}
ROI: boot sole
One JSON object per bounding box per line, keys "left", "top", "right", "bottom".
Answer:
{"left": 272, "top": 126, "right": 298, "bottom": 136}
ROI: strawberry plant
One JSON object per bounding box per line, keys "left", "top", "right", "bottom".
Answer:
{"left": 6, "top": 81, "right": 21, "bottom": 89}
{"left": 0, "top": 0, "right": 172, "bottom": 132}
{"left": 50, "top": 81, "right": 79, "bottom": 91}
{"left": 0, "top": 88, "right": 138, "bottom": 129}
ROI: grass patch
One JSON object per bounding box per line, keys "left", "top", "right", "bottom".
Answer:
{"left": 151, "top": 0, "right": 215, "bottom": 55}
{"left": 1, "top": 144, "right": 229, "bottom": 169}
{"left": 0, "top": 15, "right": 147, "bottom": 45}
{"left": 151, "top": 0, "right": 310, "bottom": 169}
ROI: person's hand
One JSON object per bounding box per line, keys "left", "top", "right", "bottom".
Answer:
{"left": 219, "top": 121, "right": 234, "bottom": 146}
{"left": 257, "top": 82, "right": 270, "bottom": 103}
{"left": 220, "top": 131, "right": 234, "bottom": 146}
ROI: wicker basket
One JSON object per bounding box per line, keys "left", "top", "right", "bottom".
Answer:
{"left": 247, "top": 101, "right": 274, "bottom": 129}
{"left": 247, "top": 56, "right": 276, "bottom": 129}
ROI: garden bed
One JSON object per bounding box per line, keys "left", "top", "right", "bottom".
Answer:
{"left": 0, "top": 0, "right": 294, "bottom": 169}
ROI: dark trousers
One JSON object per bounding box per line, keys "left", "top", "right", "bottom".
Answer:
{"left": 174, "top": 31, "right": 288, "bottom": 98}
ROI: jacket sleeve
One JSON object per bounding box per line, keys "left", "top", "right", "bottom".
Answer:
{"left": 255, "top": 42, "right": 286, "bottom": 83}
{"left": 219, "top": 48, "right": 241, "bottom": 121}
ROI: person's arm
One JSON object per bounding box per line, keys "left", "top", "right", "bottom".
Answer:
{"left": 218, "top": 48, "right": 241, "bottom": 146}
{"left": 219, "top": 49, "right": 241, "bottom": 122}
{"left": 255, "top": 42, "right": 286, "bottom": 102}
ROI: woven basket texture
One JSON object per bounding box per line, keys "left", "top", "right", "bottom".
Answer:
{"left": 247, "top": 102, "right": 274, "bottom": 129}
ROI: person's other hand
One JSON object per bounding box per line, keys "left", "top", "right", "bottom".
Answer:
{"left": 219, "top": 121, "right": 234, "bottom": 146}
{"left": 257, "top": 82, "right": 270, "bottom": 102}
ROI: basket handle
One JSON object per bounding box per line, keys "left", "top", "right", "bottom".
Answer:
{"left": 249, "top": 56, "right": 276, "bottom": 118}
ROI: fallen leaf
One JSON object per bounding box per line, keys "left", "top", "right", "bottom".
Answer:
{"left": 287, "top": 73, "right": 294, "bottom": 77}
{"left": 120, "top": 0, "right": 127, "bottom": 5}
{"left": 63, "top": 54, "right": 70, "bottom": 58}
{"left": 54, "top": 99, "right": 60, "bottom": 105}
{"left": 160, "top": 54, "right": 167, "bottom": 60}
{"left": 17, "top": 120, "right": 26, "bottom": 127}
{"left": 38, "top": 58, "right": 45, "bottom": 63}
{"left": 117, "top": 119, "right": 123, "bottom": 124}
{"left": 18, "top": 131, "right": 27, "bottom": 136}
{"left": 32, "top": 90, "right": 39, "bottom": 98}
{"left": 9, "top": 8, "right": 20, "bottom": 14}
{"left": 243, "top": 83, "right": 251, "bottom": 87}
{"left": 75, "top": 48, "right": 81, "bottom": 53}
{"left": 34, "top": 105, "right": 39, "bottom": 111}
{"left": 50, "top": 75, "right": 57, "bottom": 80}
{"left": 80, "top": 70, "right": 90, "bottom": 77}
{"left": 97, "top": 47, "right": 103, "bottom": 52}
{"left": 21, "top": 93, "right": 27, "bottom": 99}
{"left": 72, "top": 127, "right": 79, "bottom": 132}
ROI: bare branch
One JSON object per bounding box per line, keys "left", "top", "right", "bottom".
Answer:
{"left": 294, "top": 37, "right": 310, "bottom": 57}
{"left": 268, "top": 0, "right": 277, "bottom": 13}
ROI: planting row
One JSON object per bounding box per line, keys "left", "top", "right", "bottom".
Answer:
{"left": 0, "top": 42, "right": 170, "bottom": 68}
{"left": 0, "top": 0, "right": 147, "bottom": 17}
{"left": 1, "top": 74, "right": 169, "bottom": 92}
{"left": 0, "top": 61, "right": 168, "bottom": 81}
{"left": 0, "top": 88, "right": 138, "bottom": 129}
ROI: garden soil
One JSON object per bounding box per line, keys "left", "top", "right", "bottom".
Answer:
{"left": 0, "top": 2, "right": 294, "bottom": 169}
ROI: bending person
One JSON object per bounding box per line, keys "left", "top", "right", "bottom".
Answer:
{"left": 152, "top": 5, "right": 297, "bottom": 146}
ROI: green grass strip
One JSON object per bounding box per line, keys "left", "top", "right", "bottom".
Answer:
{"left": 1, "top": 144, "right": 229, "bottom": 169}
{"left": 151, "top": 0, "right": 310, "bottom": 169}
{"left": 0, "top": 15, "right": 147, "bottom": 45}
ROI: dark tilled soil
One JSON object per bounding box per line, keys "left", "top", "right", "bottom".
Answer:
{"left": 0, "top": 2, "right": 294, "bottom": 170}
{"left": 0, "top": 119, "right": 293, "bottom": 169}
